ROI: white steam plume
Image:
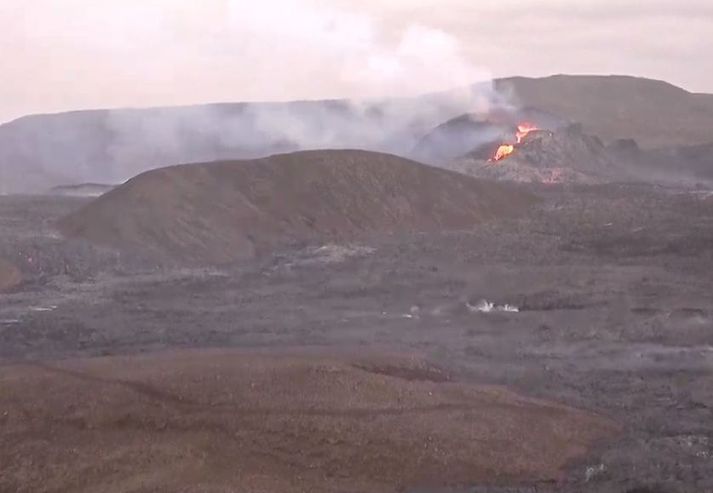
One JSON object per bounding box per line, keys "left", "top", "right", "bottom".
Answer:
{"left": 0, "top": 0, "right": 507, "bottom": 192}
{"left": 227, "top": 0, "right": 490, "bottom": 100}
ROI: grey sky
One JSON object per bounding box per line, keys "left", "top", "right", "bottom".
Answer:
{"left": 1, "top": 0, "right": 712, "bottom": 123}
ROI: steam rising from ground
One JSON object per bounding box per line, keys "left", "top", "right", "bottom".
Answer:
{"left": 0, "top": 0, "right": 512, "bottom": 192}
{"left": 130, "top": 0, "right": 500, "bottom": 159}
{"left": 1, "top": 0, "right": 506, "bottom": 191}
{"left": 229, "top": 0, "right": 490, "bottom": 99}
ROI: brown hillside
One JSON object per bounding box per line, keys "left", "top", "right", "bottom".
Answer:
{"left": 0, "top": 350, "right": 618, "bottom": 493}
{"left": 496, "top": 75, "right": 713, "bottom": 148}
{"left": 0, "top": 258, "right": 21, "bottom": 292}
{"left": 58, "top": 150, "right": 536, "bottom": 263}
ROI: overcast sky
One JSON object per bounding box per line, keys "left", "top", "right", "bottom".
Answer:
{"left": 2, "top": 0, "right": 712, "bottom": 123}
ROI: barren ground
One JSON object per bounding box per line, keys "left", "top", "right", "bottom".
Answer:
{"left": 1, "top": 183, "right": 712, "bottom": 492}
{"left": 0, "top": 350, "right": 616, "bottom": 493}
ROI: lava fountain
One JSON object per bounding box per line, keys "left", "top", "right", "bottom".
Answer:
{"left": 491, "top": 123, "right": 539, "bottom": 162}
{"left": 493, "top": 144, "right": 515, "bottom": 161}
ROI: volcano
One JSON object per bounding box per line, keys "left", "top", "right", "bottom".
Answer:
{"left": 412, "top": 106, "right": 567, "bottom": 165}
{"left": 449, "top": 124, "right": 620, "bottom": 184}
{"left": 490, "top": 123, "right": 542, "bottom": 162}
{"left": 411, "top": 115, "right": 513, "bottom": 164}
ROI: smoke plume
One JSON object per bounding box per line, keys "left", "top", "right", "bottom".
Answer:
{"left": 0, "top": 0, "right": 507, "bottom": 192}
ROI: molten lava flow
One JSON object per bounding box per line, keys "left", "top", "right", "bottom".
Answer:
{"left": 515, "top": 123, "right": 538, "bottom": 144}
{"left": 493, "top": 144, "right": 515, "bottom": 161}
{"left": 490, "top": 122, "right": 540, "bottom": 163}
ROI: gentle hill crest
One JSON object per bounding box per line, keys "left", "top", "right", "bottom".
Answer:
{"left": 58, "top": 150, "right": 536, "bottom": 263}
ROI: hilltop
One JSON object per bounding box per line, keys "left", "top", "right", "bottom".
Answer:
{"left": 58, "top": 150, "right": 536, "bottom": 263}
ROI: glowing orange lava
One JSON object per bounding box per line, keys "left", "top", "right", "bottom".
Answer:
{"left": 515, "top": 123, "right": 538, "bottom": 144}
{"left": 493, "top": 144, "right": 515, "bottom": 161}
{"left": 490, "top": 122, "right": 540, "bottom": 162}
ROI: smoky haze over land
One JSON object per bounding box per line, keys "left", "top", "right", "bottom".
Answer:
{"left": 2, "top": 0, "right": 712, "bottom": 194}
{"left": 3, "top": 74, "right": 713, "bottom": 194}
{"left": 3, "top": 1, "right": 713, "bottom": 492}
{"left": 2, "top": 0, "right": 712, "bottom": 123}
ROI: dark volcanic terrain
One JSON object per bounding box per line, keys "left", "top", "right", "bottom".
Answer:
{"left": 1, "top": 179, "right": 712, "bottom": 492}
{"left": 58, "top": 150, "right": 535, "bottom": 263}
{"left": 4, "top": 74, "right": 713, "bottom": 193}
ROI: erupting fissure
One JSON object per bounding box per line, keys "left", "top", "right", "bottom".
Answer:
{"left": 490, "top": 123, "right": 539, "bottom": 162}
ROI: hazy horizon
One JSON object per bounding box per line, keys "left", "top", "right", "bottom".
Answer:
{"left": 3, "top": 0, "right": 712, "bottom": 124}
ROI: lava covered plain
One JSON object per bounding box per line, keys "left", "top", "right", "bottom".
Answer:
{"left": 1, "top": 180, "right": 712, "bottom": 493}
